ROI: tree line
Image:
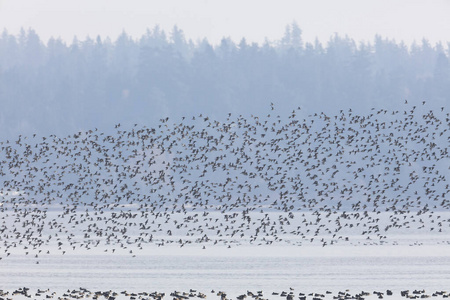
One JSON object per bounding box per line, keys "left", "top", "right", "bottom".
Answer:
{"left": 0, "top": 23, "right": 448, "bottom": 139}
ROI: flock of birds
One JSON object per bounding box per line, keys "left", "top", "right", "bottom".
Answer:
{"left": 0, "top": 103, "right": 448, "bottom": 260}
{"left": 1, "top": 287, "right": 449, "bottom": 300}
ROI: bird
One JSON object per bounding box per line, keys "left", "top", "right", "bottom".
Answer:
{"left": 0, "top": 102, "right": 447, "bottom": 260}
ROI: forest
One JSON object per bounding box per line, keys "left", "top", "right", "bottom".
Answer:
{"left": 0, "top": 22, "right": 449, "bottom": 139}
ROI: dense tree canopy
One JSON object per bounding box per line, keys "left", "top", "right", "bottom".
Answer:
{"left": 0, "top": 23, "right": 449, "bottom": 139}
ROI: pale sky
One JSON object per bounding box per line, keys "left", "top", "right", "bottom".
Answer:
{"left": 0, "top": 0, "right": 449, "bottom": 46}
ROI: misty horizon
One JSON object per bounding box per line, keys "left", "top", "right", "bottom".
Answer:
{"left": 2, "top": 0, "right": 449, "bottom": 48}
{"left": 2, "top": 23, "right": 450, "bottom": 51}
{"left": 1, "top": 23, "right": 449, "bottom": 140}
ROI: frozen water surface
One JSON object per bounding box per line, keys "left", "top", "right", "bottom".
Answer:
{"left": 1, "top": 245, "right": 450, "bottom": 300}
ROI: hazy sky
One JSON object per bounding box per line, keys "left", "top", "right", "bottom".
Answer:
{"left": 0, "top": 0, "right": 449, "bottom": 46}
